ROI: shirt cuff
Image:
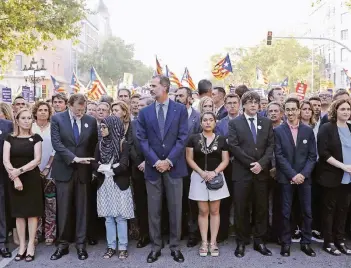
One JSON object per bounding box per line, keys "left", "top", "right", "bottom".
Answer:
{"left": 166, "top": 158, "right": 173, "bottom": 167}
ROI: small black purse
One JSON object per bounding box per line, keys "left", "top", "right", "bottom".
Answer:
{"left": 201, "top": 134, "right": 224, "bottom": 191}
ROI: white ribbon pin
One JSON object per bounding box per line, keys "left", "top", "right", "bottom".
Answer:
{"left": 303, "top": 139, "right": 307, "bottom": 144}
{"left": 0, "top": 130, "right": 2, "bottom": 135}
{"left": 84, "top": 123, "right": 88, "bottom": 128}
{"left": 29, "top": 138, "right": 33, "bottom": 142}
{"left": 257, "top": 125, "right": 262, "bottom": 130}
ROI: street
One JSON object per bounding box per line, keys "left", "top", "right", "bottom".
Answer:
{"left": 1, "top": 239, "right": 350, "bottom": 268}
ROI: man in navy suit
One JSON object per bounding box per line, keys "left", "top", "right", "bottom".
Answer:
{"left": 175, "top": 86, "right": 201, "bottom": 247}
{"left": 50, "top": 94, "right": 98, "bottom": 261}
{"left": 137, "top": 75, "right": 188, "bottom": 263}
{"left": 274, "top": 97, "right": 317, "bottom": 257}
{"left": 0, "top": 118, "right": 13, "bottom": 258}
{"left": 212, "top": 87, "right": 228, "bottom": 121}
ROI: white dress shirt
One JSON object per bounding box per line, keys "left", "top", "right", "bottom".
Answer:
{"left": 68, "top": 109, "right": 81, "bottom": 134}
{"left": 187, "top": 106, "right": 193, "bottom": 118}
{"left": 244, "top": 113, "right": 258, "bottom": 132}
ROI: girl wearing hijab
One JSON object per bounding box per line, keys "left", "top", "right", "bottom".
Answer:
{"left": 92, "top": 116, "right": 134, "bottom": 260}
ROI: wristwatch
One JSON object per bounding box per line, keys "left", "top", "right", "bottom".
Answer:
{"left": 214, "top": 170, "right": 218, "bottom": 176}
{"left": 19, "top": 168, "right": 24, "bottom": 174}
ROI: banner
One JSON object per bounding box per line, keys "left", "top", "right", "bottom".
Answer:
{"left": 29, "top": 86, "right": 35, "bottom": 102}
{"left": 1, "top": 87, "right": 12, "bottom": 103}
{"left": 22, "top": 86, "right": 30, "bottom": 102}
{"left": 123, "top": 73, "right": 133, "bottom": 87}
{"left": 295, "top": 82, "right": 308, "bottom": 100}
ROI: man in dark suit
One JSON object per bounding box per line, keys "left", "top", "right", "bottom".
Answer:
{"left": 0, "top": 119, "right": 13, "bottom": 258}
{"left": 175, "top": 86, "right": 201, "bottom": 247}
{"left": 212, "top": 87, "right": 228, "bottom": 121}
{"left": 228, "top": 91, "right": 274, "bottom": 258}
{"left": 216, "top": 93, "right": 240, "bottom": 242}
{"left": 274, "top": 97, "right": 317, "bottom": 257}
{"left": 137, "top": 75, "right": 188, "bottom": 263}
{"left": 130, "top": 96, "right": 154, "bottom": 248}
{"left": 50, "top": 94, "right": 98, "bottom": 261}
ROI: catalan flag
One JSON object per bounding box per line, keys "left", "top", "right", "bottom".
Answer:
{"left": 212, "top": 54, "right": 233, "bottom": 79}
{"left": 256, "top": 67, "right": 269, "bottom": 85}
{"left": 70, "top": 72, "right": 85, "bottom": 94}
{"left": 87, "top": 67, "right": 107, "bottom": 100}
{"left": 181, "top": 67, "right": 196, "bottom": 90}
{"left": 51, "top": 75, "right": 65, "bottom": 94}
{"left": 155, "top": 56, "right": 163, "bottom": 75}
{"left": 165, "top": 65, "right": 182, "bottom": 88}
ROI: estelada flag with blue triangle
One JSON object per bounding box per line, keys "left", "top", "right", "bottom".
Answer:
{"left": 51, "top": 75, "right": 65, "bottom": 94}
{"left": 181, "top": 67, "right": 196, "bottom": 90}
{"left": 281, "top": 77, "right": 289, "bottom": 93}
{"left": 212, "top": 54, "right": 233, "bottom": 79}
{"left": 165, "top": 65, "right": 182, "bottom": 88}
{"left": 70, "top": 72, "right": 85, "bottom": 94}
{"left": 87, "top": 67, "right": 107, "bottom": 100}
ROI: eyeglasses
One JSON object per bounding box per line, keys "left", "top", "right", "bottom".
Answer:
{"left": 285, "top": 108, "right": 298, "bottom": 112}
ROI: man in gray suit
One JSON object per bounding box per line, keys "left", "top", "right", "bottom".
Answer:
{"left": 50, "top": 94, "right": 98, "bottom": 261}
{"left": 175, "top": 86, "right": 201, "bottom": 247}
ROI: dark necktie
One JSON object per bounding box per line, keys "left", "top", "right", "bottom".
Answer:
{"left": 73, "top": 119, "right": 80, "bottom": 144}
{"left": 158, "top": 103, "right": 165, "bottom": 138}
{"left": 249, "top": 118, "right": 257, "bottom": 143}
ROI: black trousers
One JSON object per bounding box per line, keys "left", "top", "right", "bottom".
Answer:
{"left": 0, "top": 183, "right": 8, "bottom": 248}
{"left": 322, "top": 184, "right": 351, "bottom": 244}
{"left": 182, "top": 175, "right": 199, "bottom": 239}
{"left": 311, "top": 179, "right": 323, "bottom": 232}
{"left": 87, "top": 178, "right": 98, "bottom": 240}
{"left": 55, "top": 171, "right": 89, "bottom": 250}
{"left": 131, "top": 165, "right": 149, "bottom": 238}
{"left": 218, "top": 164, "right": 233, "bottom": 240}
{"left": 267, "top": 178, "right": 281, "bottom": 240}
{"left": 234, "top": 179, "right": 268, "bottom": 244}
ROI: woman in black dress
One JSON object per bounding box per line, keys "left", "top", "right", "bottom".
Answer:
{"left": 3, "top": 108, "right": 43, "bottom": 262}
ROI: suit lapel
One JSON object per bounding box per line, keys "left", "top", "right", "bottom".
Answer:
{"left": 78, "top": 115, "right": 88, "bottom": 146}
{"left": 188, "top": 108, "right": 196, "bottom": 130}
{"left": 163, "top": 100, "right": 176, "bottom": 137}
{"left": 150, "top": 103, "right": 162, "bottom": 141}
{"left": 240, "top": 115, "right": 255, "bottom": 143}
{"left": 295, "top": 124, "right": 304, "bottom": 150}
{"left": 282, "top": 122, "right": 296, "bottom": 148}
{"left": 64, "top": 110, "right": 75, "bottom": 143}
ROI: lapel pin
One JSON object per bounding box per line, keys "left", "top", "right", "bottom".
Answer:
{"left": 29, "top": 138, "right": 33, "bottom": 142}
{"left": 0, "top": 130, "right": 2, "bottom": 135}
{"left": 303, "top": 139, "right": 307, "bottom": 144}
{"left": 257, "top": 125, "right": 262, "bottom": 130}
{"left": 84, "top": 123, "right": 88, "bottom": 128}
{"left": 213, "top": 146, "right": 218, "bottom": 150}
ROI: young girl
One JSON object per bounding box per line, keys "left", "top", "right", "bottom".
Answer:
{"left": 93, "top": 116, "right": 134, "bottom": 260}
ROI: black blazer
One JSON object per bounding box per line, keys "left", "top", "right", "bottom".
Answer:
{"left": 92, "top": 140, "right": 131, "bottom": 191}
{"left": 216, "top": 105, "right": 228, "bottom": 121}
{"left": 228, "top": 114, "right": 274, "bottom": 181}
{"left": 0, "top": 119, "right": 13, "bottom": 184}
{"left": 130, "top": 119, "right": 144, "bottom": 166}
{"left": 317, "top": 122, "right": 351, "bottom": 188}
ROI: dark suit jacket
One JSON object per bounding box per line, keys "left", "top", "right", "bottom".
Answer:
{"left": 51, "top": 110, "right": 98, "bottom": 183}
{"left": 320, "top": 113, "right": 329, "bottom": 125}
{"left": 0, "top": 119, "right": 13, "bottom": 184}
{"left": 215, "top": 116, "right": 238, "bottom": 138}
{"left": 317, "top": 122, "right": 351, "bottom": 188}
{"left": 92, "top": 140, "right": 130, "bottom": 191}
{"left": 228, "top": 114, "right": 274, "bottom": 181}
{"left": 130, "top": 119, "right": 144, "bottom": 166}
{"left": 188, "top": 108, "right": 201, "bottom": 138}
{"left": 216, "top": 105, "right": 228, "bottom": 121}
{"left": 137, "top": 99, "right": 188, "bottom": 180}
{"left": 274, "top": 122, "right": 317, "bottom": 184}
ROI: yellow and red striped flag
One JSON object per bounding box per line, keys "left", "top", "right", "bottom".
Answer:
{"left": 212, "top": 54, "right": 233, "bottom": 79}
{"left": 155, "top": 56, "right": 163, "bottom": 75}
{"left": 87, "top": 67, "right": 107, "bottom": 100}
{"left": 181, "top": 67, "right": 196, "bottom": 90}
{"left": 165, "top": 65, "right": 182, "bottom": 88}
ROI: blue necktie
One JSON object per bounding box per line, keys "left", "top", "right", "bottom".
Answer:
{"left": 158, "top": 103, "right": 165, "bottom": 138}
{"left": 73, "top": 119, "right": 80, "bottom": 144}
{"left": 249, "top": 118, "right": 257, "bottom": 143}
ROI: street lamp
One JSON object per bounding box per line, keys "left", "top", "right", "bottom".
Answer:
{"left": 23, "top": 58, "right": 47, "bottom": 100}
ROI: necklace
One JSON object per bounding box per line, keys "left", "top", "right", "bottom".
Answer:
{"left": 37, "top": 121, "right": 49, "bottom": 129}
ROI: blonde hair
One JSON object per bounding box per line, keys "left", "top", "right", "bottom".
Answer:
{"left": 199, "top": 96, "right": 215, "bottom": 114}
{"left": 13, "top": 108, "right": 33, "bottom": 137}
{"left": 111, "top": 101, "right": 130, "bottom": 124}
{"left": 0, "top": 102, "right": 14, "bottom": 121}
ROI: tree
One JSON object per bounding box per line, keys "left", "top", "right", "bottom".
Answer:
{"left": 313, "top": 0, "right": 350, "bottom": 8}
{"left": 0, "top": 0, "right": 86, "bottom": 70}
{"left": 209, "top": 39, "right": 324, "bottom": 93}
{"left": 78, "top": 36, "right": 153, "bottom": 86}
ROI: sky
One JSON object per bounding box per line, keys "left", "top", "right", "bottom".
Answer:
{"left": 104, "top": 0, "right": 313, "bottom": 82}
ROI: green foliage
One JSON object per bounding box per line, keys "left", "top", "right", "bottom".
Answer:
{"left": 209, "top": 39, "right": 324, "bottom": 92}
{"left": 78, "top": 36, "right": 153, "bottom": 86}
{"left": 0, "top": 0, "right": 87, "bottom": 70}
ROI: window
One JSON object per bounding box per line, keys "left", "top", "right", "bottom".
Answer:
{"left": 15, "top": 55, "right": 22, "bottom": 71}
{"left": 341, "top": 70, "right": 346, "bottom": 86}
{"left": 341, "top": 12, "right": 348, "bottom": 23}
{"left": 333, "top": 72, "right": 336, "bottom": 85}
{"left": 41, "top": 85, "right": 47, "bottom": 100}
{"left": 341, "top": 29, "right": 348, "bottom": 40}
{"left": 341, "top": 48, "right": 349, "bottom": 62}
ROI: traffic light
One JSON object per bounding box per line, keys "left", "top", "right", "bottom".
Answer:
{"left": 267, "top": 31, "right": 272, "bottom": 45}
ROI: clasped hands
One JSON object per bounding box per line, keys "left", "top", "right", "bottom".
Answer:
{"left": 7, "top": 168, "right": 23, "bottom": 191}
{"left": 73, "top": 157, "right": 95, "bottom": 164}
{"left": 250, "top": 162, "right": 262, "bottom": 174}
{"left": 155, "top": 160, "right": 171, "bottom": 173}
{"left": 291, "top": 173, "right": 305, "bottom": 185}
{"left": 199, "top": 170, "right": 217, "bottom": 182}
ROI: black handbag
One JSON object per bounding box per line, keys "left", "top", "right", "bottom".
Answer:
{"left": 202, "top": 135, "right": 224, "bottom": 191}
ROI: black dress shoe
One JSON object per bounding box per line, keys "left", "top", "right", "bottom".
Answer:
{"left": 137, "top": 236, "right": 150, "bottom": 248}
{"left": 280, "top": 245, "right": 290, "bottom": 257}
{"left": 88, "top": 239, "right": 98, "bottom": 246}
{"left": 171, "top": 250, "right": 184, "bottom": 263}
{"left": 77, "top": 249, "right": 88, "bottom": 260}
{"left": 235, "top": 244, "right": 245, "bottom": 258}
{"left": 335, "top": 242, "right": 351, "bottom": 255}
{"left": 187, "top": 237, "right": 198, "bottom": 248}
{"left": 50, "top": 248, "right": 69, "bottom": 260}
{"left": 254, "top": 243, "right": 272, "bottom": 256}
{"left": 147, "top": 251, "right": 161, "bottom": 263}
{"left": 0, "top": 248, "right": 12, "bottom": 258}
{"left": 301, "top": 244, "right": 316, "bottom": 257}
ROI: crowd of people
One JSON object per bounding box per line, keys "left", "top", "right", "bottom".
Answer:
{"left": 0, "top": 74, "right": 351, "bottom": 264}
